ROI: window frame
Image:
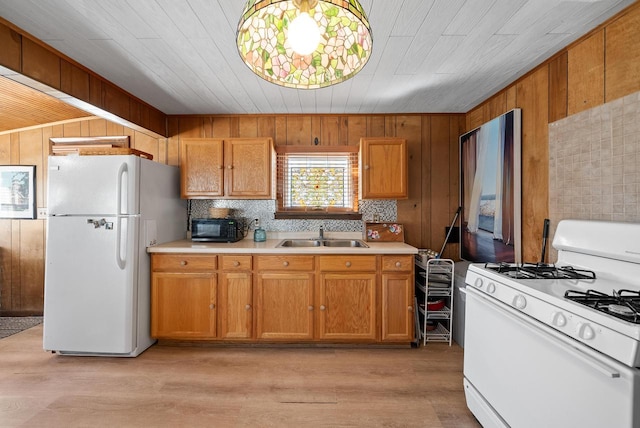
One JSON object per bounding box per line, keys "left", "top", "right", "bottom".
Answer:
{"left": 275, "top": 145, "right": 361, "bottom": 220}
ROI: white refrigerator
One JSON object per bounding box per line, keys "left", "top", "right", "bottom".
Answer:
{"left": 43, "top": 154, "right": 186, "bottom": 356}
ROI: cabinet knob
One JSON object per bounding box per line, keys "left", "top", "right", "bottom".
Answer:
{"left": 227, "top": 165, "right": 234, "bottom": 169}
{"left": 395, "top": 261, "right": 402, "bottom": 268}
{"left": 283, "top": 261, "right": 289, "bottom": 267}
{"left": 408, "top": 305, "right": 413, "bottom": 312}
{"left": 233, "top": 261, "right": 240, "bottom": 267}
{"left": 180, "top": 260, "right": 188, "bottom": 266}
{"left": 209, "top": 303, "right": 215, "bottom": 310}
{"left": 320, "top": 305, "right": 326, "bottom": 311}
{"left": 308, "top": 305, "right": 314, "bottom": 311}
{"left": 345, "top": 261, "right": 352, "bottom": 268}
{"left": 245, "top": 304, "right": 251, "bottom": 310}
{"left": 364, "top": 165, "right": 370, "bottom": 170}
{"left": 218, "top": 165, "right": 224, "bottom": 169}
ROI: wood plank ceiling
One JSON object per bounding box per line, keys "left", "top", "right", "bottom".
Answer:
{"left": 0, "top": 0, "right": 636, "bottom": 122}
{"left": 0, "top": 77, "right": 91, "bottom": 134}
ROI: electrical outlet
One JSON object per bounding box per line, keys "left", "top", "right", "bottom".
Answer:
{"left": 37, "top": 207, "right": 48, "bottom": 219}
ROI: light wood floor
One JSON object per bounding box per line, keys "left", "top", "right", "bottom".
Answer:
{"left": 0, "top": 325, "right": 481, "bottom": 428}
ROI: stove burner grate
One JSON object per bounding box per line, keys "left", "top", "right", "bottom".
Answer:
{"left": 485, "top": 262, "right": 596, "bottom": 280}
{"left": 565, "top": 289, "right": 640, "bottom": 324}
{"left": 609, "top": 304, "right": 635, "bottom": 316}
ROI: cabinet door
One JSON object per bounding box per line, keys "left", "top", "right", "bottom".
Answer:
{"left": 180, "top": 138, "right": 224, "bottom": 198}
{"left": 225, "top": 138, "right": 272, "bottom": 198}
{"left": 255, "top": 272, "right": 314, "bottom": 340}
{"left": 151, "top": 272, "right": 217, "bottom": 339}
{"left": 381, "top": 272, "right": 414, "bottom": 342}
{"left": 218, "top": 271, "right": 253, "bottom": 339}
{"left": 360, "top": 138, "right": 408, "bottom": 199}
{"left": 318, "top": 272, "right": 377, "bottom": 341}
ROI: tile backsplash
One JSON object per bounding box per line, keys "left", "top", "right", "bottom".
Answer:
{"left": 189, "top": 199, "right": 396, "bottom": 234}
{"left": 549, "top": 90, "right": 639, "bottom": 222}
{"left": 548, "top": 90, "right": 640, "bottom": 259}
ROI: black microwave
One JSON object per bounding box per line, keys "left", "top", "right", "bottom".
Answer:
{"left": 191, "top": 218, "right": 242, "bottom": 242}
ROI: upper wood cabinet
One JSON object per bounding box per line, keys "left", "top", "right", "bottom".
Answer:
{"left": 359, "top": 138, "right": 408, "bottom": 199}
{"left": 180, "top": 138, "right": 223, "bottom": 197}
{"left": 180, "top": 138, "right": 274, "bottom": 199}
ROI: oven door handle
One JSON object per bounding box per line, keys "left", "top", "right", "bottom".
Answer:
{"left": 563, "top": 340, "right": 620, "bottom": 378}
{"left": 470, "top": 289, "right": 622, "bottom": 380}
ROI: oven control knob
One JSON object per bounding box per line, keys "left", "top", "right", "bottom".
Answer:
{"left": 577, "top": 322, "right": 595, "bottom": 340}
{"left": 551, "top": 312, "right": 567, "bottom": 327}
{"left": 474, "top": 277, "right": 483, "bottom": 288}
{"left": 513, "top": 295, "right": 527, "bottom": 309}
{"left": 486, "top": 282, "right": 496, "bottom": 294}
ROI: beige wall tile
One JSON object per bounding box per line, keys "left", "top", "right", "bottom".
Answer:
{"left": 548, "top": 90, "right": 640, "bottom": 260}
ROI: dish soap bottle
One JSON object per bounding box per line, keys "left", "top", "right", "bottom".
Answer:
{"left": 253, "top": 219, "right": 266, "bottom": 242}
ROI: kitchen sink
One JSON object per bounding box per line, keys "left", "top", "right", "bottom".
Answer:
{"left": 322, "top": 239, "right": 369, "bottom": 248}
{"left": 277, "top": 239, "right": 323, "bottom": 247}
{"left": 276, "top": 239, "right": 369, "bottom": 248}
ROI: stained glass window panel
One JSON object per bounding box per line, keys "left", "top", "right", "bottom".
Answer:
{"left": 278, "top": 152, "right": 358, "bottom": 212}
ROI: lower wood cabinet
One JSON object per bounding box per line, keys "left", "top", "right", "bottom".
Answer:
{"left": 150, "top": 253, "right": 414, "bottom": 344}
{"left": 255, "top": 272, "right": 315, "bottom": 340}
{"left": 218, "top": 255, "right": 253, "bottom": 339}
{"left": 380, "top": 255, "right": 414, "bottom": 342}
{"left": 151, "top": 255, "right": 217, "bottom": 339}
{"left": 317, "top": 256, "right": 377, "bottom": 341}
{"left": 255, "top": 255, "right": 315, "bottom": 340}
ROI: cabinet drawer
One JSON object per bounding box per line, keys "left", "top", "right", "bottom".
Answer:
{"left": 220, "top": 255, "right": 252, "bottom": 271}
{"left": 318, "top": 255, "right": 377, "bottom": 271}
{"left": 255, "top": 255, "right": 314, "bottom": 271}
{"left": 152, "top": 254, "right": 217, "bottom": 272}
{"left": 382, "top": 255, "right": 413, "bottom": 272}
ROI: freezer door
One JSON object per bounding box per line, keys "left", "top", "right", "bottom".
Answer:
{"left": 43, "top": 215, "right": 139, "bottom": 354}
{"left": 48, "top": 155, "right": 140, "bottom": 215}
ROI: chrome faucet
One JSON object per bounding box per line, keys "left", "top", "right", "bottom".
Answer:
{"left": 319, "top": 225, "right": 324, "bottom": 240}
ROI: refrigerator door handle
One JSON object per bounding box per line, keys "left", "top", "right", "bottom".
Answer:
{"left": 117, "top": 162, "right": 128, "bottom": 215}
{"left": 116, "top": 162, "right": 128, "bottom": 270}
{"left": 116, "top": 217, "right": 127, "bottom": 270}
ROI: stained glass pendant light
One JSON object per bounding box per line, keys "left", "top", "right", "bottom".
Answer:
{"left": 237, "top": 0, "right": 373, "bottom": 89}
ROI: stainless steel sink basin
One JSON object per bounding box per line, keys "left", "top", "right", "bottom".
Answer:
{"left": 276, "top": 239, "right": 322, "bottom": 247}
{"left": 276, "top": 239, "right": 369, "bottom": 248}
{"left": 322, "top": 239, "right": 369, "bottom": 248}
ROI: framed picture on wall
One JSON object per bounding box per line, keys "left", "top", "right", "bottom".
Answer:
{"left": 460, "top": 109, "right": 522, "bottom": 264}
{"left": 0, "top": 165, "right": 36, "bottom": 219}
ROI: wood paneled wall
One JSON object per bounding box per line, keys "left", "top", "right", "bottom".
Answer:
{"left": 167, "top": 114, "right": 465, "bottom": 257}
{"left": 0, "top": 118, "right": 165, "bottom": 315}
{"left": 465, "top": 2, "right": 640, "bottom": 262}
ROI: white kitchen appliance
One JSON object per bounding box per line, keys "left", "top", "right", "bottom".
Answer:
{"left": 43, "top": 155, "right": 186, "bottom": 357}
{"left": 463, "top": 219, "right": 640, "bottom": 428}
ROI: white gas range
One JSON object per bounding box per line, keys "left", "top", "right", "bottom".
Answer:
{"left": 463, "top": 219, "right": 640, "bottom": 428}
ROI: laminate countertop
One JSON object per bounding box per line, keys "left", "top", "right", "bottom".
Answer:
{"left": 147, "top": 232, "right": 418, "bottom": 255}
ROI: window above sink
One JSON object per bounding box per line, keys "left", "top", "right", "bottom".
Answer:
{"left": 275, "top": 146, "right": 361, "bottom": 220}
